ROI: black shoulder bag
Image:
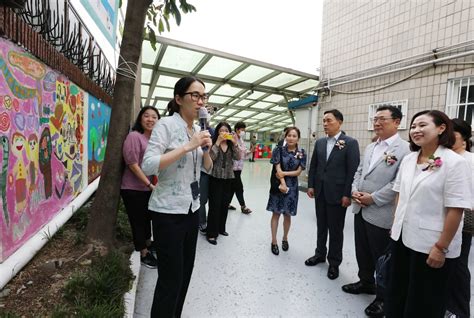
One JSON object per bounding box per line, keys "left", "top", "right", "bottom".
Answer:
{"left": 269, "top": 147, "right": 284, "bottom": 194}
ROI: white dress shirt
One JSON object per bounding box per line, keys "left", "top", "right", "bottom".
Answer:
{"left": 326, "top": 131, "right": 342, "bottom": 160}
{"left": 369, "top": 133, "right": 400, "bottom": 170}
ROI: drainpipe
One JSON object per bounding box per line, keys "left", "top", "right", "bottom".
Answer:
{"left": 0, "top": 178, "right": 100, "bottom": 289}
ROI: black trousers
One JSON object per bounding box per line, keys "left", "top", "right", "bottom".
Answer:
{"left": 229, "top": 170, "right": 246, "bottom": 207}
{"left": 446, "top": 232, "right": 472, "bottom": 318}
{"left": 207, "top": 176, "right": 232, "bottom": 238}
{"left": 120, "top": 189, "right": 152, "bottom": 251}
{"left": 150, "top": 210, "right": 199, "bottom": 318}
{"left": 385, "top": 238, "right": 454, "bottom": 318}
{"left": 315, "top": 190, "right": 347, "bottom": 266}
{"left": 354, "top": 211, "right": 390, "bottom": 298}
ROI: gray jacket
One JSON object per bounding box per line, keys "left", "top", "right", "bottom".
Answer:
{"left": 351, "top": 135, "right": 411, "bottom": 229}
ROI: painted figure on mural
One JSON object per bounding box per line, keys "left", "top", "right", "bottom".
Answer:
{"left": 10, "top": 132, "right": 28, "bottom": 214}
{"left": 26, "top": 134, "right": 38, "bottom": 194}
{"left": 39, "top": 127, "right": 52, "bottom": 199}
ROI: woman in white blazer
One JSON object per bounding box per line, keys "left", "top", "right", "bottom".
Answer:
{"left": 385, "top": 110, "right": 471, "bottom": 318}
{"left": 446, "top": 118, "right": 474, "bottom": 318}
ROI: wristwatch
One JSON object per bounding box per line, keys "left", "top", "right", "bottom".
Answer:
{"left": 434, "top": 242, "right": 449, "bottom": 254}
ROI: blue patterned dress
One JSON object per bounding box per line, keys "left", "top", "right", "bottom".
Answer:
{"left": 266, "top": 146, "right": 307, "bottom": 216}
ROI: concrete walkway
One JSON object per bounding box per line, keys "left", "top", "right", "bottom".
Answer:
{"left": 134, "top": 160, "right": 474, "bottom": 317}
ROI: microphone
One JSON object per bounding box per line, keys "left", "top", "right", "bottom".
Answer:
{"left": 198, "top": 107, "right": 209, "bottom": 151}
{"left": 199, "top": 107, "right": 208, "bottom": 131}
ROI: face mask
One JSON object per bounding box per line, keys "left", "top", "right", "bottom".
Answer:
{"left": 239, "top": 131, "right": 245, "bottom": 138}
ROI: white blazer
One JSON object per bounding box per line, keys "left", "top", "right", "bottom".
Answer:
{"left": 391, "top": 146, "right": 471, "bottom": 258}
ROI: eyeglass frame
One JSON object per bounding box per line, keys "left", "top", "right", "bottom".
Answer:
{"left": 183, "top": 91, "right": 209, "bottom": 103}
{"left": 371, "top": 116, "right": 395, "bottom": 123}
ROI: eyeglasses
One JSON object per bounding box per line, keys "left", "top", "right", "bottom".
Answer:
{"left": 371, "top": 116, "right": 394, "bottom": 123}
{"left": 184, "top": 92, "right": 209, "bottom": 103}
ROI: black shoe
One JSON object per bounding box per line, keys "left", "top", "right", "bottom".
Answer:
{"left": 305, "top": 255, "right": 326, "bottom": 266}
{"left": 207, "top": 237, "right": 217, "bottom": 245}
{"left": 271, "top": 243, "right": 279, "bottom": 255}
{"left": 147, "top": 242, "right": 157, "bottom": 254}
{"left": 141, "top": 252, "right": 157, "bottom": 269}
{"left": 282, "top": 240, "right": 289, "bottom": 251}
{"left": 219, "top": 231, "right": 229, "bottom": 236}
{"left": 228, "top": 205, "right": 236, "bottom": 210}
{"left": 342, "top": 281, "right": 376, "bottom": 295}
{"left": 327, "top": 265, "right": 339, "bottom": 280}
{"left": 364, "top": 299, "right": 384, "bottom": 317}
{"left": 199, "top": 225, "right": 207, "bottom": 235}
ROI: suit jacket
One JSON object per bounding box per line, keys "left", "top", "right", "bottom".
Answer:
{"left": 351, "top": 136, "right": 411, "bottom": 229}
{"left": 308, "top": 133, "right": 360, "bottom": 205}
{"left": 391, "top": 146, "right": 471, "bottom": 258}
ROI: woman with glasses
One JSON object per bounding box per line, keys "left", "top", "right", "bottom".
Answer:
{"left": 142, "top": 76, "right": 213, "bottom": 318}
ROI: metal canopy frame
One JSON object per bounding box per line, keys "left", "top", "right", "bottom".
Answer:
{"left": 140, "top": 36, "right": 319, "bottom": 132}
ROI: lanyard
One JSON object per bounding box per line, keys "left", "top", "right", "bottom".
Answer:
{"left": 185, "top": 127, "right": 198, "bottom": 181}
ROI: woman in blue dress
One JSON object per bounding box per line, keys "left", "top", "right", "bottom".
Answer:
{"left": 267, "top": 127, "right": 306, "bottom": 255}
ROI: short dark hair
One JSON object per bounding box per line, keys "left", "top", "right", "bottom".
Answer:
{"left": 376, "top": 105, "right": 403, "bottom": 121}
{"left": 131, "top": 106, "right": 160, "bottom": 133}
{"left": 324, "top": 109, "right": 344, "bottom": 122}
{"left": 168, "top": 76, "right": 205, "bottom": 116}
{"left": 234, "top": 121, "right": 246, "bottom": 131}
{"left": 285, "top": 126, "right": 301, "bottom": 139}
{"left": 452, "top": 118, "right": 472, "bottom": 152}
{"left": 408, "top": 110, "right": 455, "bottom": 151}
{"left": 212, "top": 121, "right": 233, "bottom": 145}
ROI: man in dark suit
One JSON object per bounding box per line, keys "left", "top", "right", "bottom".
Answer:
{"left": 305, "top": 109, "right": 360, "bottom": 280}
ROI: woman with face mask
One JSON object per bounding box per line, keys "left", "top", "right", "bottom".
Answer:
{"left": 227, "top": 121, "right": 253, "bottom": 214}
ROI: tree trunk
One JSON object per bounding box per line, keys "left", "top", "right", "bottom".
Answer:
{"left": 85, "top": 0, "right": 152, "bottom": 250}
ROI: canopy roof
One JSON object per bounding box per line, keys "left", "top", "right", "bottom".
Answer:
{"left": 140, "top": 36, "right": 318, "bottom": 132}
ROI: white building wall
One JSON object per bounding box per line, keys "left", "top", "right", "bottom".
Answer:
{"left": 318, "top": 0, "right": 474, "bottom": 150}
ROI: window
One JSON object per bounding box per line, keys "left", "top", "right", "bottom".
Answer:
{"left": 446, "top": 77, "right": 474, "bottom": 126}
{"left": 367, "top": 100, "right": 408, "bottom": 130}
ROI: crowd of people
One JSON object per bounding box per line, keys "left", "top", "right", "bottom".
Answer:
{"left": 120, "top": 75, "right": 473, "bottom": 318}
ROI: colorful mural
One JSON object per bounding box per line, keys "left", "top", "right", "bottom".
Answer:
{"left": 0, "top": 38, "right": 111, "bottom": 262}
{"left": 87, "top": 95, "right": 111, "bottom": 183}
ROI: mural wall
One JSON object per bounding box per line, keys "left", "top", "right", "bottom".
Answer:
{"left": 88, "top": 95, "right": 111, "bottom": 183}
{"left": 0, "top": 37, "right": 111, "bottom": 262}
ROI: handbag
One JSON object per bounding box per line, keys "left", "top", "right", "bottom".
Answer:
{"left": 269, "top": 147, "right": 284, "bottom": 194}
{"left": 375, "top": 246, "right": 392, "bottom": 290}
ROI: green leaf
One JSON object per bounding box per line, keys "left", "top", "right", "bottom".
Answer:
{"left": 147, "top": 26, "right": 157, "bottom": 50}
{"left": 170, "top": 1, "right": 181, "bottom": 25}
{"left": 119, "top": 0, "right": 122, "bottom": 8}
{"left": 164, "top": 17, "right": 171, "bottom": 32}
{"left": 158, "top": 19, "right": 165, "bottom": 33}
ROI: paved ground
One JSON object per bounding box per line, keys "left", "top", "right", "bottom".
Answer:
{"left": 134, "top": 160, "right": 474, "bottom": 318}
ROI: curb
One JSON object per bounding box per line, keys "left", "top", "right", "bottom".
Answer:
{"left": 124, "top": 251, "right": 140, "bottom": 318}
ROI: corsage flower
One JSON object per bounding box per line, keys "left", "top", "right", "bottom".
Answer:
{"left": 335, "top": 140, "right": 346, "bottom": 150}
{"left": 422, "top": 155, "right": 442, "bottom": 171}
{"left": 383, "top": 152, "right": 398, "bottom": 166}
{"left": 295, "top": 150, "right": 304, "bottom": 159}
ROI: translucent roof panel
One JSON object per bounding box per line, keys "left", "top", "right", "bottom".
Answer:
{"left": 209, "top": 95, "right": 231, "bottom": 104}
{"left": 155, "top": 100, "right": 169, "bottom": 110}
{"left": 263, "top": 95, "right": 285, "bottom": 103}
{"left": 253, "top": 113, "right": 273, "bottom": 120}
{"left": 250, "top": 102, "right": 273, "bottom": 109}
{"left": 213, "top": 85, "right": 243, "bottom": 97}
{"left": 203, "top": 82, "right": 217, "bottom": 92}
{"left": 141, "top": 42, "right": 161, "bottom": 65}
{"left": 233, "top": 110, "right": 256, "bottom": 118}
{"left": 142, "top": 68, "right": 152, "bottom": 84}
{"left": 152, "top": 87, "right": 174, "bottom": 99}
{"left": 270, "top": 106, "right": 288, "bottom": 112}
{"left": 261, "top": 73, "right": 302, "bottom": 87}
{"left": 246, "top": 91, "right": 266, "bottom": 99}
{"left": 141, "top": 85, "right": 150, "bottom": 98}
{"left": 157, "top": 75, "right": 181, "bottom": 88}
{"left": 219, "top": 109, "right": 237, "bottom": 116}
{"left": 160, "top": 46, "right": 205, "bottom": 71}
{"left": 286, "top": 79, "right": 319, "bottom": 92}
{"left": 234, "top": 99, "right": 253, "bottom": 107}
{"left": 231, "top": 65, "right": 274, "bottom": 83}
{"left": 198, "top": 56, "right": 242, "bottom": 78}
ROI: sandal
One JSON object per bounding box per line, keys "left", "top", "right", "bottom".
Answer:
{"left": 271, "top": 243, "right": 279, "bottom": 255}
{"left": 241, "top": 206, "right": 252, "bottom": 214}
{"left": 282, "top": 240, "right": 289, "bottom": 251}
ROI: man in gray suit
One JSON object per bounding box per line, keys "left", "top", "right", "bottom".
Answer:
{"left": 305, "top": 109, "right": 360, "bottom": 280}
{"left": 342, "top": 105, "right": 410, "bottom": 317}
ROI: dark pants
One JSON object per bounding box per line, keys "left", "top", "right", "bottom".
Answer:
{"left": 354, "top": 211, "right": 390, "bottom": 298}
{"left": 385, "top": 238, "right": 454, "bottom": 318}
{"left": 207, "top": 176, "right": 232, "bottom": 238}
{"left": 251, "top": 151, "right": 255, "bottom": 161}
{"left": 446, "top": 232, "right": 472, "bottom": 318}
{"left": 315, "top": 190, "right": 347, "bottom": 266}
{"left": 229, "top": 170, "right": 245, "bottom": 207}
{"left": 120, "top": 189, "right": 152, "bottom": 251}
{"left": 150, "top": 210, "right": 199, "bottom": 318}
{"left": 198, "top": 171, "right": 210, "bottom": 227}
